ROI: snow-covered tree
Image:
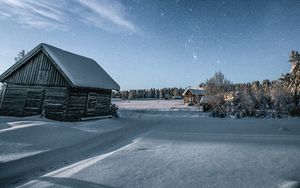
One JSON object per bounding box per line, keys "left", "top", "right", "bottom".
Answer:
{"left": 289, "top": 51, "right": 300, "bottom": 74}
{"left": 288, "top": 51, "right": 300, "bottom": 95}
{"left": 206, "top": 71, "right": 231, "bottom": 95}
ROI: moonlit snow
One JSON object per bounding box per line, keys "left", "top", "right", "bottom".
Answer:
{"left": 0, "top": 100, "right": 300, "bottom": 188}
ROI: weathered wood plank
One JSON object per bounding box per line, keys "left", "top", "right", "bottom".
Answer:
{"left": 1, "top": 82, "right": 113, "bottom": 121}
{"left": 3, "top": 51, "right": 69, "bottom": 87}
{"left": 0, "top": 84, "right": 68, "bottom": 118}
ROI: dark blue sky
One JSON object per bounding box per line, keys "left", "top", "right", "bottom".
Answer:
{"left": 0, "top": 0, "right": 299, "bottom": 89}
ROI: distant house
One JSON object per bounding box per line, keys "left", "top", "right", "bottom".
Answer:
{"left": 199, "top": 96, "right": 217, "bottom": 111}
{"left": 0, "top": 43, "right": 120, "bottom": 121}
{"left": 182, "top": 87, "right": 206, "bottom": 105}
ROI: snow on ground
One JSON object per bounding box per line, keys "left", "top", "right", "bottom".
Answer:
{"left": 1, "top": 100, "right": 300, "bottom": 188}
{"left": 113, "top": 99, "right": 200, "bottom": 111}
{"left": 0, "top": 116, "right": 123, "bottom": 163}
{"left": 17, "top": 117, "right": 300, "bottom": 188}
{"left": 114, "top": 99, "right": 207, "bottom": 118}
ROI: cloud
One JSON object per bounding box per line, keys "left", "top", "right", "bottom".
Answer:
{"left": 78, "top": 0, "right": 138, "bottom": 33}
{"left": 0, "top": 0, "right": 67, "bottom": 30}
{"left": 0, "top": 0, "right": 140, "bottom": 33}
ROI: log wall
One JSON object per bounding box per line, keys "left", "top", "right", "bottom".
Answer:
{"left": 65, "top": 88, "right": 112, "bottom": 121}
{"left": 0, "top": 84, "right": 68, "bottom": 120}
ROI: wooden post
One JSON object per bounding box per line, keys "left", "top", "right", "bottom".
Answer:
{"left": 0, "top": 83, "right": 7, "bottom": 111}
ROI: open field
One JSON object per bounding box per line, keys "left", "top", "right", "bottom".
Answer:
{"left": 113, "top": 99, "right": 206, "bottom": 118}
{"left": 113, "top": 99, "right": 193, "bottom": 111}
{"left": 0, "top": 101, "right": 300, "bottom": 188}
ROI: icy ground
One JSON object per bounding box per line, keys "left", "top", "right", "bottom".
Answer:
{"left": 0, "top": 100, "right": 300, "bottom": 188}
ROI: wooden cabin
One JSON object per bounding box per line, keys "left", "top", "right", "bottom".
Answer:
{"left": 0, "top": 43, "right": 120, "bottom": 121}
{"left": 182, "top": 88, "right": 206, "bottom": 105}
{"left": 199, "top": 96, "right": 217, "bottom": 111}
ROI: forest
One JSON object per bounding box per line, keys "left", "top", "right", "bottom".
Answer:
{"left": 112, "top": 87, "right": 185, "bottom": 100}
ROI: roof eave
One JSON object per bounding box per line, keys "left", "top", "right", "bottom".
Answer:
{"left": 71, "top": 85, "right": 120, "bottom": 91}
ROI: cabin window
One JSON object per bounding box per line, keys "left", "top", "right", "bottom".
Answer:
{"left": 86, "top": 92, "right": 98, "bottom": 116}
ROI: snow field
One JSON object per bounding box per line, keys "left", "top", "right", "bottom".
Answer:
{"left": 0, "top": 102, "right": 300, "bottom": 188}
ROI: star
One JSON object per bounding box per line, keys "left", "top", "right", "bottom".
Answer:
{"left": 193, "top": 52, "right": 197, "bottom": 60}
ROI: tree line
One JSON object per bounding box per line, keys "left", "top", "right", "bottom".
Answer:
{"left": 112, "top": 88, "right": 186, "bottom": 99}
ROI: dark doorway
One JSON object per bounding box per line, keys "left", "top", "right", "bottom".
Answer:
{"left": 86, "top": 92, "right": 97, "bottom": 116}
{"left": 24, "top": 90, "right": 45, "bottom": 115}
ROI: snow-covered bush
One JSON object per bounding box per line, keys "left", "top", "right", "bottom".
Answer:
{"left": 110, "top": 103, "right": 119, "bottom": 118}
{"left": 211, "top": 105, "right": 226, "bottom": 118}
{"left": 270, "top": 84, "right": 291, "bottom": 115}
{"left": 288, "top": 104, "right": 300, "bottom": 117}
{"left": 210, "top": 96, "right": 226, "bottom": 118}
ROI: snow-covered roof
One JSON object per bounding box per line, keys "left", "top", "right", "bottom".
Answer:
{"left": 199, "top": 96, "right": 215, "bottom": 104}
{"left": 0, "top": 43, "right": 120, "bottom": 90}
{"left": 182, "top": 88, "right": 206, "bottom": 96}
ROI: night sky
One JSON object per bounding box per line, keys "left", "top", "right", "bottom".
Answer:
{"left": 0, "top": 0, "right": 300, "bottom": 89}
